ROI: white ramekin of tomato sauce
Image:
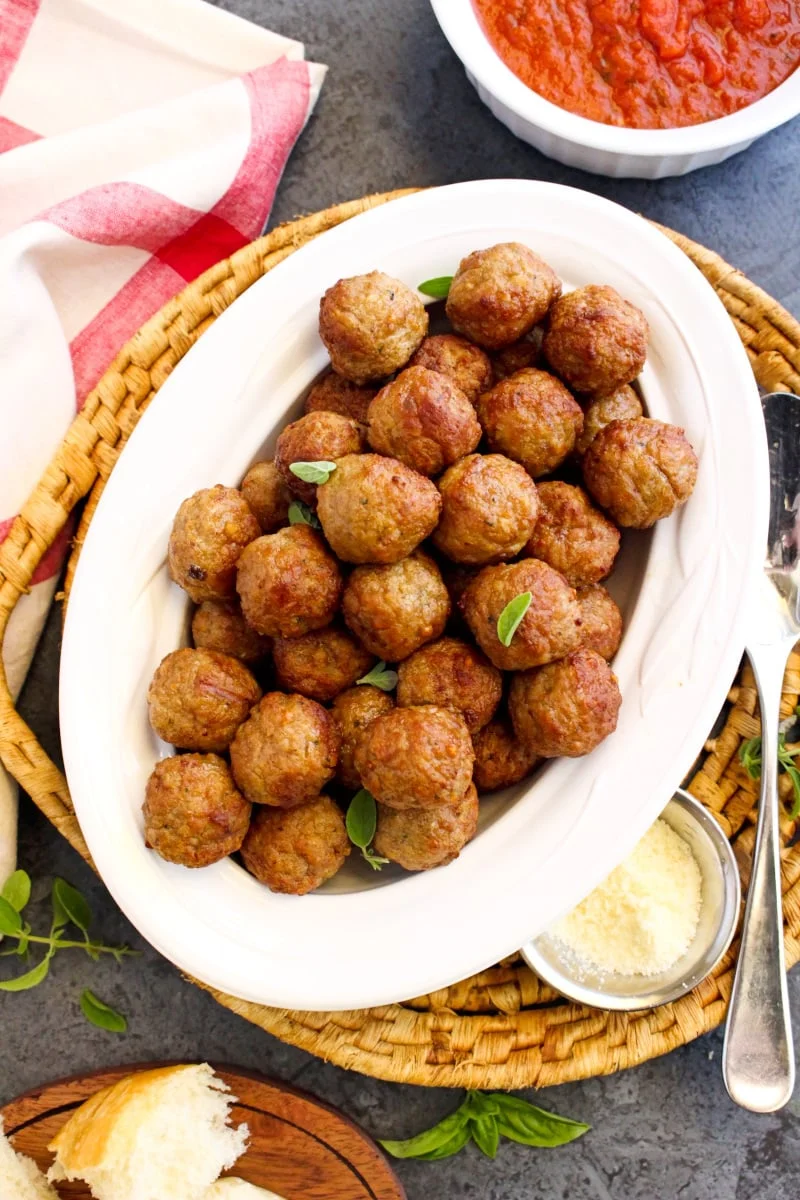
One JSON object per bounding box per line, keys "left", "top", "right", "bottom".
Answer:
{"left": 431, "top": 0, "right": 800, "bottom": 177}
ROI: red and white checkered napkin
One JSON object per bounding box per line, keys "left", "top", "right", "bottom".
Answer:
{"left": 0, "top": 0, "right": 326, "bottom": 880}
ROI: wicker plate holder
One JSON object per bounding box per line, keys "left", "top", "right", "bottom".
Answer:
{"left": 1, "top": 190, "right": 800, "bottom": 1090}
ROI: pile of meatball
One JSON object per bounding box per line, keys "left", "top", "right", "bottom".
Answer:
{"left": 142, "top": 241, "right": 699, "bottom": 896}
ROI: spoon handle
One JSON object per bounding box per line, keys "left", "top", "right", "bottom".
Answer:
{"left": 722, "top": 645, "right": 795, "bottom": 1112}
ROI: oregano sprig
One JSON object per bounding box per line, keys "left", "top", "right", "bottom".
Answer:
{"left": 418, "top": 276, "right": 453, "bottom": 299}
{"left": 356, "top": 661, "right": 398, "bottom": 692}
{"left": 346, "top": 789, "right": 389, "bottom": 871}
{"left": 289, "top": 461, "right": 337, "bottom": 486}
{"left": 288, "top": 499, "right": 321, "bottom": 529}
{"left": 739, "top": 733, "right": 800, "bottom": 818}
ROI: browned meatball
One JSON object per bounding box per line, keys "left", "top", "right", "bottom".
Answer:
{"left": 331, "top": 685, "right": 395, "bottom": 790}
{"left": 317, "top": 453, "right": 441, "bottom": 564}
{"left": 354, "top": 705, "right": 474, "bottom": 810}
{"left": 524, "top": 481, "right": 620, "bottom": 586}
{"left": 274, "top": 411, "right": 365, "bottom": 504}
{"left": 472, "top": 718, "right": 539, "bottom": 792}
{"left": 191, "top": 599, "right": 272, "bottom": 663}
{"left": 432, "top": 454, "right": 538, "bottom": 566}
{"left": 491, "top": 332, "right": 542, "bottom": 380}
{"left": 147, "top": 648, "right": 261, "bottom": 751}
{"left": 304, "top": 370, "right": 377, "bottom": 428}
{"left": 477, "top": 369, "right": 584, "bottom": 478}
{"left": 576, "top": 584, "right": 623, "bottom": 660}
{"left": 168, "top": 486, "right": 261, "bottom": 604}
{"left": 409, "top": 334, "right": 493, "bottom": 405}
{"left": 574, "top": 384, "right": 643, "bottom": 456}
{"left": 230, "top": 692, "right": 339, "bottom": 807}
{"left": 543, "top": 285, "right": 648, "bottom": 394}
{"left": 342, "top": 551, "right": 450, "bottom": 662}
{"left": 374, "top": 782, "right": 479, "bottom": 871}
{"left": 143, "top": 754, "right": 251, "bottom": 868}
{"left": 461, "top": 559, "right": 581, "bottom": 671}
{"left": 273, "top": 625, "right": 374, "bottom": 702}
{"left": 236, "top": 525, "right": 342, "bottom": 638}
{"left": 319, "top": 271, "right": 428, "bottom": 383}
{"left": 446, "top": 243, "right": 561, "bottom": 350}
{"left": 509, "top": 649, "right": 621, "bottom": 757}
{"left": 582, "top": 418, "right": 699, "bottom": 528}
{"left": 240, "top": 461, "right": 291, "bottom": 533}
{"left": 366, "top": 366, "right": 482, "bottom": 476}
{"left": 397, "top": 637, "right": 502, "bottom": 733}
{"left": 241, "top": 795, "right": 350, "bottom": 895}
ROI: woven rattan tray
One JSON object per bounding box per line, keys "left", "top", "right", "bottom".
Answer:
{"left": 1, "top": 189, "right": 800, "bottom": 1090}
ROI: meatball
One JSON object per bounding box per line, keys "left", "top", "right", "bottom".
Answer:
{"left": 272, "top": 625, "right": 374, "bottom": 702}
{"left": 274, "top": 411, "right": 364, "bottom": 504}
{"left": 582, "top": 418, "right": 699, "bottom": 528}
{"left": 397, "top": 637, "right": 501, "bottom": 733}
{"left": 191, "top": 599, "right": 271, "bottom": 663}
{"left": 236, "top": 525, "right": 342, "bottom": 638}
{"left": 147, "top": 648, "right": 261, "bottom": 751}
{"left": 366, "top": 366, "right": 481, "bottom": 476}
{"left": 331, "top": 685, "right": 395, "bottom": 790}
{"left": 472, "top": 718, "right": 539, "bottom": 793}
{"left": 241, "top": 795, "right": 350, "bottom": 895}
{"left": 409, "top": 334, "right": 493, "bottom": 405}
{"left": 461, "top": 559, "right": 581, "bottom": 671}
{"left": 143, "top": 753, "right": 251, "bottom": 868}
{"left": 343, "top": 551, "right": 450, "bottom": 662}
{"left": 509, "top": 649, "right": 622, "bottom": 757}
{"left": 240, "top": 461, "right": 291, "bottom": 533}
{"left": 575, "top": 384, "right": 643, "bottom": 456}
{"left": 317, "top": 453, "right": 441, "bottom": 564}
{"left": 319, "top": 271, "right": 428, "bottom": 383}
{"left": 477, "top": 368, "right": 584, "bottom": 478}
{"left": 354, "top": 705, "right": 474, "bottom": 810}
{"left": 304, "top": 369, "right": 377, "bottom": 428}
{"left": 432, "top": 454, "right": 539, "bottom": 565}
{"left": 445, "top": 243, "right": 561, "bottom": 349}
{"left": 168, "top": 485, "right": 261, "bottom": 603}
{"left": 524, "top": 481, "right": 620, "bottom": 586}
{"left": 543, "top": 285, "right": 648, "bottom": 394}
{"left": 576, "top": 584, "right": 623, "bottom": 660}
{"left": 230, "top": 692, "right": 339, "bottom": 807}
{"left": 491, "top": 332, "right": 542, "bottom": 380}
{"left": 374, "top": 782, "right": 479, "bottom": 871}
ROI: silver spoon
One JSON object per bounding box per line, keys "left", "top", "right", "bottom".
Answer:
{"left": 723, "top": 391, "right": 798, "bottom": 1112}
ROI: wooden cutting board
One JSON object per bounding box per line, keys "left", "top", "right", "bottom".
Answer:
{"left": 2, "top": 1063, "right": 406, "bottom": 1200}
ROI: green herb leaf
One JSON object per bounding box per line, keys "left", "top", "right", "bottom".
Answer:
{"left": 288, "top": 460, "right": 337, "bottom": 486}
{"left": 0, "top": 896, "right": 23, "bottom": 936}
{"left": 2, "top": 869, "right": 31, "bottom": 914}
{"left": 80, "top": 989, "right": 127, "bottom": 1033}
{"left": 470, "top": 1114, "right": 500, "bottom": 1159}
{"left": 418, "top": 276, "right": 454, "bottom": 300}
{"left": 739, "top": 734, "right": 800, "bottom": 818}
{"left": 361, "top": 847, "right": 390, "bottom": 871}
{"left": 288, "top": 500, "right": 321, "bottom": 529}
{"left": 739, "top": 736, "right": 762, "bottom": 780}
{"left": 496, "top": 592, "right": 532, "bottom": 647}
{"left": 346, "top": 789, "right": 378, "bottom": 849}
{"left": 380, "top": 1106, "right": 470, "bottom": 1159}
{"left": 493, "top": 1094, "right": 590, "bottom": 1147}
{"left": 52, "top": 878, "right": 92, "bottom": 934}
{"left": 356, "top": 661, "right": 398, "bottom": 692}
{"left": 0, "top": 956, "right": 50, "bottom": 991}
{"left": 414, "top": 1125, "right": 472, "bottom": 1161}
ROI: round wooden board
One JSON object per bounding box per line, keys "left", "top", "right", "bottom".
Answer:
{"left": 1, "top": 1063, "right": 406, "bottom": 1200}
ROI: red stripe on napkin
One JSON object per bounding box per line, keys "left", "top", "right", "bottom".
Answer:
{"left": 0, "top": 114, "right": 39, "bottom": 151}
{"left": 0, "top": 0, "right": 40, "bottom": 97}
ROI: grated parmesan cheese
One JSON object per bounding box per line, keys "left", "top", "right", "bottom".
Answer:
{"left": 551, "top": 819, "right": 702, "bottom": 976}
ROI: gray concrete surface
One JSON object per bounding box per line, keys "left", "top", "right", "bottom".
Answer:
{"left": 3, "top": 1, "right": 800, "bottom": 1196}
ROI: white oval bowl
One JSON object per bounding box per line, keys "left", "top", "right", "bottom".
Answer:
{"left": 60, "top": 181, "right": 767, "bottom": 1011}
{"left": 430, "top": 0, "right": 800, "bottom": 178}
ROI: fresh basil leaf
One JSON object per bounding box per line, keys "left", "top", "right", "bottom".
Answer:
{"left": 80, "top": 989, "right": 127, "bottom": 1033}
{"left": 356, "top": 661, "right": 398, "bottom": 692}
{"left": 2, "top": 869, "right": 31, "bottom": 914}
{"left": 414, "top": 1124, "right": 472, "bottom": 1161}
{"left": 493, "top": 1095, "right": 589, "bottom": 1146}
{"left": 470, "top": 1114, "right": 500, "bottom": 1159}
{"left": 0, "top": 896, "right": 22, "bottom": 936}
{"left": 464, "top": 1091, "right": 500, "bottom": 1118}
{"left": 288, "top": 500, "right": 321, "bottom": 529}
{"left": 16, "top": 926, "right": 30, "bottom": 957}
{"left": 379, "top": 1106, "right": 470, "bottom": 1159}
{"left": 52, "top": 878, "right": 92, "bottom": 933}
{"left": 0, "top": 956, "right": 50, "bottom": 991}
{"left": 496, "top": 592, "right": 532, "bottom": 648}
{"left": 289, "top": 460, "right": 337, "bottom": 486}
{"left": 418, "top": 276, "right": 454, "bottom": 300}
{"left": 346, "top": 789, "right": 378, "bottom": 850}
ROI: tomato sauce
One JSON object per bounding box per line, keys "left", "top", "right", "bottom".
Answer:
{"left": 472, "top": 1, "right": 800, "bottom": 129}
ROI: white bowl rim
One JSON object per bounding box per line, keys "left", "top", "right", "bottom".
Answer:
{"left": 430, "top": 0, "right": 800, "bottom": 156}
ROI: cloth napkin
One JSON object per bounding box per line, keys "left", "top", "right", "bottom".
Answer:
{"left": 0, "top": 0, "right": 326, "bottom": 885}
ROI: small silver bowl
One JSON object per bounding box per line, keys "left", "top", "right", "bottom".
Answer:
{"left": 520, "top": 789, "right": 741, "bottom": 1011}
